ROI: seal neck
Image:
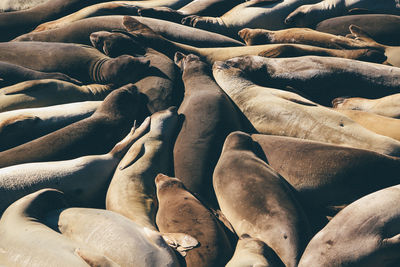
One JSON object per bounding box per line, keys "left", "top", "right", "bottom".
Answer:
{"left": 91, "top": 58, "right": 109, "bottom": 84}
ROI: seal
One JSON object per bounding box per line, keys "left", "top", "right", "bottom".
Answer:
{"left": 0, "top": 101, "right": 100, "bottom": 151}
{"left": 137, "top": 0, "right": 245, "bottom": 23}
{"left": 213, "top": 131, "right": 311, "bottom": 267}
{"left": 334, "top": 109, "right": 400, "bottom": 141}
{"left": 226, "top": 235, "right": 284, "bottom": 267}
{"left": 0, "top": 61, "right": 80, "bottom": 88}
{"left": 0, "top": 84, "right": 145, "bottom": 168}
{"left": 316, "top": 14, "right": 400, "bottom": 46}
{"left": 122, "top": 16, "right": 385, "bottom": 64}
{"left": 285, "top": 0, "right": 400, "bottom": 28}
{"left": 333, "top": 93, "right": 400, "bottom": 119}
{"left": 0, "top": 0, "right": 105, "bottom": 41}
{"left": 299, "top": 184, "right": 400, "bottom": 266}
{"left": 0, "top": 117, "right": 150, "bottom": 214}
{"left": 106, "top": 107, "right": 178, "bottom": 230}
{"left": 251, "top": 133, "right": 400, "bottom": 209}
{"left": 212, "top": 57, "right": 400, "bottom": 156}
{"left": 237, "top": 27, "right": 379, "bottom": 49}
{"left": 15, "top": 15, "right": 244, "bottom": 47}
{"left": 32, "top": 0, "right": 193, "bottom": 32}
{"left": 213, "top": 55, "right": 400, "bottom": 106}
{"left": 180, "top": 0, "right": 321, "bottom": 38}
{"left": 0, "top": 41, "right": 150, "bottom": 85}
{"left": 0, "top": 79, "right": 113, "bottom": 112}
{"left": 172, "top": 52, "right": 246, "bottom": 209}
{"left": 90, "top": 31, "right": 179, "bottom": 114}
{"left": 155, "top": 173, "right": 233, "bottom": 267}
{"left": 48, "top": 207, "right": 180, "bottom": 267}
{"left": 0, "top": 189, "right": 119, "bottom": 267}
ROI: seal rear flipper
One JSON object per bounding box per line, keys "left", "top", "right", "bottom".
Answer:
{"left": 75, "top": 248, "right": 121, "bottom": 267}
{"left": 162, "top": 233, "right": 199, "bottom": 257}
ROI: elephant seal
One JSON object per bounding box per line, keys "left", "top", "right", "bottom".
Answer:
{"left": 316, "top": 14, "right": 400, "bottom": 46}
{"left": 334, "top": 109, "right": 400, "bottom": 141}
{"left": 0, "top": 79, "right": 113, "bottom": 112}
{"left": 122, "top": 16, "right": 385, "bottom": 64}
{"left": 0, "top": 101, "right": 100, "bottom": 152}
{"left": 214, "top": 55, "right": 400, "bottom": 106}
{"left": 226, "top": 235, "right": 284, "bottom": 267}
{"left": 0, "top": 117, "right": 150, "bottom": 214}
{"left": 106, "top": 107, "right": 178, "bottom": 230}
{"left": 155, "top": 173, "right": 233, "bottom": 266}
{"left": 333, "top": 93, "right": 400, "bottom": 119}
{"left": 251, "top": 133, "right": 400, "bottom": 208}
{"left": 0, "top": 189, "right": 118, "bottom": 267}
{"left": 180, "top": 0, "right": 321, "bottom": 38}
{"left": 90, "top": 31, "right": 179, "bottom": 114}
{"left": 212, "top": 57, "right": 400, "bottom": 156}
{"left": 0, "top": 61, "right": 80, "bottom": 88}
{"left": 213, "top": 131, "right": 311, "bottom": 267}
{"left": 15, "top": 16, "right": 244, "bottom": 47}
{"left": 137, "top": 0, "right": 245, "bottom": 23}
{"left": 0, "top": 41, "right": 150, "bottom": 84}
{"left": 47, "top": 207, "right": 180, "bottom": 267}
{"left": 32, "top": 0, "right": 193, "bottom": 32}
{"left": 237, "top": 27, "right": 378, "bottom": 49}
{"left": 172, "top": 52, "right": 246, "bottom": 209}
{"left": 299, "top": 184, "right": 400, "bottom": 266}
{"left": 0, "top": 84, "right": 144, "bottom": 168}
{"left": 0, "top": 0, "right": 105, "bottom": 41}
{"left": 285, "top": 0, "right": 400, "bottom": 28}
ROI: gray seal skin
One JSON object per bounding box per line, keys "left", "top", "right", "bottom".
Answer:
{"left": 0, "top": 84, "right": 145, "bottom": 169}
{"left": 0, "top": 101, "right": 100, "bottom": 152}
{"left": 299, "top": 184, "right": 400, "bottom": 267}
{"left": 90, "top": 31, "right": 178, "bottom": 114}
{"left": 48, "top": 207, "right": 180, "bottom": 267}
{"left": 15, "top": 15, "right": 244, "bottom": 47}
{"left": 213, "top": 131, "right": 311, "bottom": 267}
{"left": 0, "top": 79, "right": 113, "bottom": 112}
{"left": 155, "top": 174, "right": 233, "bottom": 267}
{"left": 172, "top": 53, "right": 245, "bottom": 209}
{"left": 0, "top": 189, "right": 119, "bottom": 267}
{"left": 0, "top": 117, "right": 150, "bottom": 215}
{"left": 216, "top": 55, "right": 400, "bottom": 106}
{"left": 106, "top": 107, "right": 179, "bottom": 230}
{"left": 251, "top": 134, "right": 400, "bottom": 208}
{"left": 316, "top": 14, "right": 400, "bottom": 46}
{"left": 0, "top": 41, "right": 150, "bottom": 85}
{"left": 0, "top": 61, "right": 80, "bottom": 87}
{"left": 0, "top": 0, "right": 105, "bottom": 42}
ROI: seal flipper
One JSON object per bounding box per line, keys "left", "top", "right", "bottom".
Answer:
{"left": 349, "top": 25, "right": 380, "bottom": 46}
{"left": 0, "top": 115, "right": 40, "bottom": 134}
{"left": 75, "top": 248, "right": 121, "bottom": 267}
{"left": 123, "top": 16, "right": 157, "bottom": 35}
{"left": 245, "top": 0, "right": 283, "bottom": 7}
{"left": 347, "top": 8, "right": 371, "bottom": 15}
{"left": 162, "top": 233, "right": 199, "bottom": 257}
{"left": 118, "top": 141, "right": 145, "bottom": 170}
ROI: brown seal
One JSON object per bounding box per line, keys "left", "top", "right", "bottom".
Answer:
{"left": 172, "top": 52, "right": 247, "bottom": 209}
{"left": 155, "top": 173, "right": 233, "bottom": 267}
{"left": 213, "top": 131, "right": 311, "bottom": 267}
{"left": 0, "top": 41, "right": 149, "bottom": 85}
{"left": 299, "top": 184, "right": 400, "bottom": 266}
{"left": 0, "top": 84, "right": 145, "bottom": 168}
